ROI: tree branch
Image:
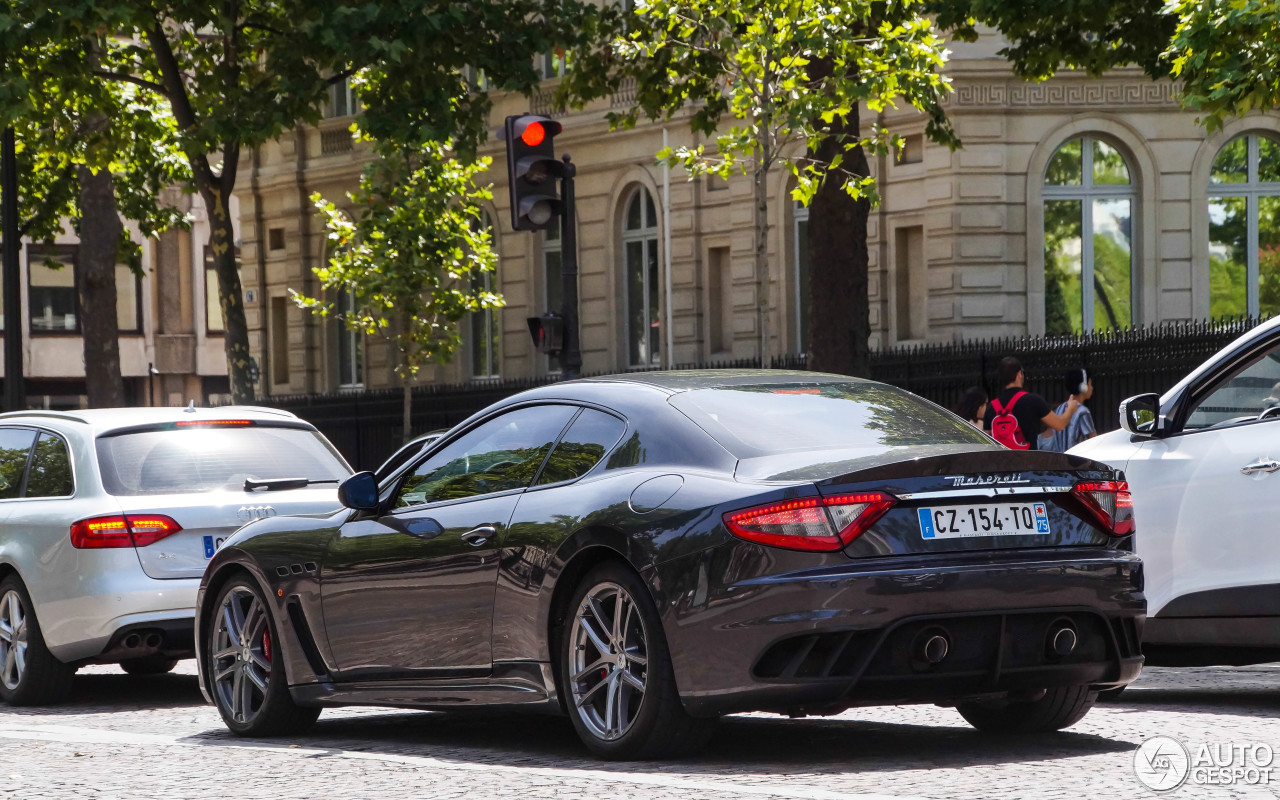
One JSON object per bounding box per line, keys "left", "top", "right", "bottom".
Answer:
{"left": 91, "top": 70, "right": 169, "bottom": 95}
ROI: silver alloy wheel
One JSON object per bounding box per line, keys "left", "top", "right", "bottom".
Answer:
{"left": 568, "top": 581, "right": 649, "bottom": 741}
{"left": 211, "top": 586, "right": 272, "bottom": 725}
{"left": 0, "top": 590, "right": 27, "bottom": 691}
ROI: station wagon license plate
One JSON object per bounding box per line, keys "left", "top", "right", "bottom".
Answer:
{"left": 918, "top": 503, "right": 1051, "bottom": 539}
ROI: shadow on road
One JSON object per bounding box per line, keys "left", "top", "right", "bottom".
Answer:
{"left": 2, "top": 670, "right": 205, "bottom": 719}
{"left": 186, "top": 708, "right": 1133, "bottom": 776}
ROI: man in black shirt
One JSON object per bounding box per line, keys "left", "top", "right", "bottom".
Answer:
{"left": 982, "top": 356, "right": 1079, "bottom": 450}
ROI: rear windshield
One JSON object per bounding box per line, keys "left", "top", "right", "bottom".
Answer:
{"left": 669, "top": 382, "right": 990, "bottom": 459}
{"left": 96, "top": 425, "right": 351, "bottom": 496}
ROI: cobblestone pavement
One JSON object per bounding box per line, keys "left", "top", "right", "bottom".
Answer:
{"left": 0, "top": 663, "right": 1276, "bottom": 799}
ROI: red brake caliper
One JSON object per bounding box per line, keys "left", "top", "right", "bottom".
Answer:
{"left": 263, "top": 629, "right": 271, "bottom": 662}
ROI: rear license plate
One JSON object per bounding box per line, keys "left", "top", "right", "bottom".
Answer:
{"left": 918, "top": 503, "right": 1051, "bottom": 539}
{"left": 203, "top": 535, "right": 228, "bottom": 558}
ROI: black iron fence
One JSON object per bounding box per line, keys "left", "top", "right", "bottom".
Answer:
{"left": 262, "top": 318, "right": 1266, "bottom": 470}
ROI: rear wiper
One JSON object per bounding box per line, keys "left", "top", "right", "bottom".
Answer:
{"left": 244, "top": 477, "right": 342, "bottom": 492}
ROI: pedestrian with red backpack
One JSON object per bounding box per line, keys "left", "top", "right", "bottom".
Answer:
{"left": 982, "top": 356, "right": 1079, "bottom": 450}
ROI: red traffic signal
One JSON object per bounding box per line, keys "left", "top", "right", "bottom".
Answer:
{"left": 520, "top": 122, "right": 546, "bottom": 147}
{"left": 504, "top": 114, "right": 564, "bottom": 232}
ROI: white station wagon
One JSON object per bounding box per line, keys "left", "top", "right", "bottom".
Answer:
{"left": 0, "top": 405, "right": 351, "bottom": 705}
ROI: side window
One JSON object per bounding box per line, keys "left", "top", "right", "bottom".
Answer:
{"left": 0, "top": 428, "right": 36, "bottom": 499}
{"left": 536, "top": 409, "right": 627, "bottom": 485}
{"left": 26, "top": 433, "right": 74, "bottom": 498}
{"left": 396, "top": 405, "right": 577, "bottom": 507}
{"left": 1185, "top": 344, "right": 1280, "bottom": 431}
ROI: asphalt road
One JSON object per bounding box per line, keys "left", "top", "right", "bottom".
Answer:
{"left": 0, "top": 663, "right": 1276, "bottom": 799}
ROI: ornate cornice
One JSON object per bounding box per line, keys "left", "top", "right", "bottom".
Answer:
{"left": 946, "top": 79, "right": 1180, "bottom": 109}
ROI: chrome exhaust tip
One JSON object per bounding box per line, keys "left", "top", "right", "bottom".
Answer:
{"left": 921, "top": 633, "right": 950, "bottom": 664}
{"left": 1048, "top": 626, "right": 1077, "bottom": 658}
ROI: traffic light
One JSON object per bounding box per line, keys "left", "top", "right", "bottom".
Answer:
{"left": 526, "top": 313, "right": 564, "bottom": 355}
{"left": 504, "top": 114, "right": 564, "bottom": 231}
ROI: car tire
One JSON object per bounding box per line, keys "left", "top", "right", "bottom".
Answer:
{"left": 120, "top": 656, "right": 180, "bottom": 676}
{"left": 558, "top": 561, "right": 715, "bottom": 760}
{"left": 0, "top": 575, "right": 75, "bottom": 706}
{"left": 957, "top": 685, "right": 1097, "bottom": 734}
{"left": 207, "top": 577, "right": 320, "bottom": 736}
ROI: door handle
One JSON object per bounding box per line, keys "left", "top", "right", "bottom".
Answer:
{"left": 1240, "top": 458, "right": 1280, "bottom": 475}
{"left": 461, "top": 526, "right": 496, "bottom": 546}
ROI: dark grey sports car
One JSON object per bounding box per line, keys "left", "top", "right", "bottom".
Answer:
{"left": 195, "top": 371, "right": 1144, "bottom": 759}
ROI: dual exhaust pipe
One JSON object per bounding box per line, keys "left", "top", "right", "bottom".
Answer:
{"left": 122, "top": 632, "right": 164, "bottom": 651}
{"left": 913, "top": 620, "right": 1079, "bottom": 665}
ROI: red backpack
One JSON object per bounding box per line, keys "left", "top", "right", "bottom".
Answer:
{"left": 989, "top": 391, "right": 1030, "bottom": 450}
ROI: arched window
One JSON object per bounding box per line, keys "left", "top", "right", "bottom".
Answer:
{"left": 622, "top": 187, "right": 660, "bottom": 367}
{"left": 1208, "top": 134, "right": 1280, "bottom": 318}
{"left": 470, "top": 210, "right": 500, "bottom": 378}
{"left": 324, "top": 209, "right": 362, "bottom": 388}
{"left": 793, "top": 200, "right": 811, "bottom": 353}
{"left": 1043, "top": 136, "right": 1135, "bottom": 334}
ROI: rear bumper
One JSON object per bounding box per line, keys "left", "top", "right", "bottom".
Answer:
{"left": 657, "top": 546, "right": 1145, "bottom": 717}
{"left": 42, "top": 579, "right": 200, "bottom": 663}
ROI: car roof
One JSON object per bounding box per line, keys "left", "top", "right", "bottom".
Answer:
{"left": 0, "top": 405, "right": 302, "bottom": 436}
{"left": 569, "top": 369, "right": 866, "bottom": 394}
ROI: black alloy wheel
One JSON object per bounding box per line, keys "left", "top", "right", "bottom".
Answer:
{"left": 208, "top": 577, "right": 320, "bottom": 736}
{"left": 559, "top": 562, "right": 715, "bottom": 759}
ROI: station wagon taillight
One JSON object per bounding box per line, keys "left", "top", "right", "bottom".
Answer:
{"left": 723, "top": 492, "right": 896, "bottom": 552}
{"left": 70, "top": 515, "right": 183, "bottom": 549}
{"left": 1071, "top": 481, "right": 1134, "bottom": 536}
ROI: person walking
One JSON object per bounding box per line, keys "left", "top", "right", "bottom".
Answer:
{"left": 956, "top": 386, "right": 988, "bottom": 430}
{"left": 982, "top": 356, "right": 1079, "bottom": 450}
{"left": 1040, "top": 367, "right": 1098, "bottom": 452}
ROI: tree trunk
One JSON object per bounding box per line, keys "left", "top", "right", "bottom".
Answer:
{"left": 402, "top": 381, "right": 412, "bottom": 444}
{"left": 806, "top": 105, "right": 871, "bottom": 378}
{"left": 76, "top": 164, "right": 125, "bottom": 407}
{"left": 201, "top": 186, "right": 254, "bottom": 403}
{"left": 752, "top": 147, "right": 771, "bottom": 366}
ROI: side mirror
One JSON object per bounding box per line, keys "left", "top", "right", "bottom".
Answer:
{"left": 1119, "top": 393, "right": 1162, "bottom": 436}
{"left": 338, "top": 471, "right": 380, "bottom": 511}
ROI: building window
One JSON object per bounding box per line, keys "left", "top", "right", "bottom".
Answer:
{"left": 27, "top": 246, "right": 78, "bottom": 333}
{"left": 326, "top": 76, "right": 358, "bottom": 119}
{"left": 542, "top": 225, "right": 562, "bottom": 372}
{"left": 336, "top": 289, "right": 363, "bottom": 388}
{"left": 538, "top": 50, "right": 567, "bottom": 80}
{"left": 116, "top": 265, "right": 142, "bottom": 332}
{"left": 1043, "top": 136, "right": 1135, "bottom": 335}
{"left": 793, "top": 200, "right": 811, "bottom": 353}
{"left": 1208, "top": 133, "right": 1280, "bottom": 318}
{"left": 470, "top": 212, "right": 500, "bottom": 379}
{"left": 622, "top": 187, "right": 660, "bottom": 367}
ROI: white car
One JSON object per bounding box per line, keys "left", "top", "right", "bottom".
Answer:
{"left": 0, "top": 405, "right": 351, "bottom": 705}
{"left": 1072, "top": 316, "right": 1280, "bottom": 667}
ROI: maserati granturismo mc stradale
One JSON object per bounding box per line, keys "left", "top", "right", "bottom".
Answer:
{"left": 195, "top": 371, "right": 1145, "bottom": 759}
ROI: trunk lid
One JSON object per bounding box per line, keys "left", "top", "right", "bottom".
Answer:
{"left": 117, "top": 487, "right": 341, "bottom": 579}
{"left": 742, "top": 447, "right": 1125, "bottom": 558}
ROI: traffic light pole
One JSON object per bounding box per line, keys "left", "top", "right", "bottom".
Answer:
{"left": 558, "top": 154, "right": 582, "bottom": 380}
{"left": 2, "top": 127, "right": 22, "bottom": 412}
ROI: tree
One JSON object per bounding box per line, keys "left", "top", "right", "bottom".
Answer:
{"left": 0, "top": 29, "right": 189, "bottom": 406}
{"left": 295, "top": 139, "right": 501, "bottom": 437}
{"left": 564, "top": 0, "right": 954, "bottom": 375}
{"left": 1165, "top": 0, "right": 1280, "bottom": 133}
{"left": 12, "top": 0, "right": 598, "bottom": 402}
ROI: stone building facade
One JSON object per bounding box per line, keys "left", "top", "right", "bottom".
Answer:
{"left": 3, "top": 192, "right": 231, "bottom": 409}
{"left": 236, "top": 31, "right": 1280, "bottom": 396}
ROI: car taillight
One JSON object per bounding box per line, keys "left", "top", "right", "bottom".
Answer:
{"left": 70, "top": 515, "right": 183, "bottom": 549}
{"left": 1071, "top": 481, "right": 1134, "bottom": 536}
{"left": 723, "top": 492, "right": 896, "bottom": 551}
